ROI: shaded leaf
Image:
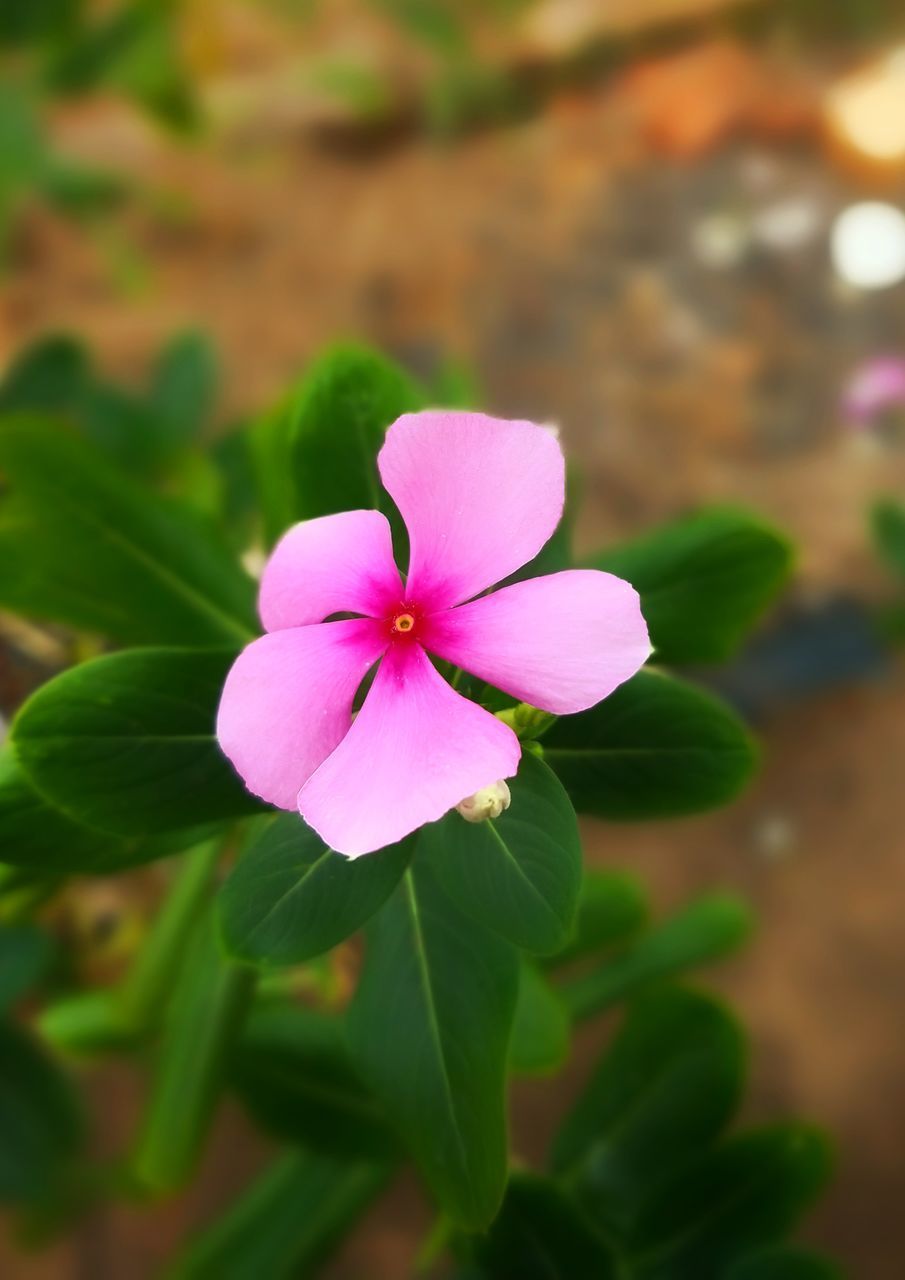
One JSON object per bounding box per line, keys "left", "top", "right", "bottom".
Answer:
{"left": 12, "top": 648, "right": 264, "bottom": 837}
{"left": 546, "top": 869, "right": 648, "bottom": 967}
{"left": 219, "top": 813, "right": 411, "bottom": 966}
{"left": 553, "top": 987, "right": 745, "bottom": 1222}
{"left": 0, "top": 923, "right": 51, "bottom": 1011}
{"left": 592, "top": 507, "right": 793, "bottom": 664}
{"left": 230, "top": 1003, "right": 394, "bottom": 1157}
{"left": 472, "top": 1172, "right": 617, "bottom": 1280}
{"left": 726, "top": 1247, "right": 844, "bottom": 1280}
{"left": 165, "top": 1150, "right": 392, "bottom": 1280}
{"left": 348, "top": 862, "right": 518, "bottom": 1228}
{"left": 628, "top": 1127, "right": 833, "bottom": 1280}
{"left": 544, "top": 670, "right": 758, "bottom": 820}
{"left": 0, "top": 1018, "right": 82, "bottom": 1202}
{"left": 0, "top": 417, "right": 256, "bottom": 645}
{"left": 150, "top": 330, "right": 218, "bottom": 450}
{"left": 562, "top": 895, "right": 754, "bottom": 1022}
{"left": 509, "top": 961, "right": 570, "bottom": 1077}
{"left": 421, "top": 752, "right": 582, "bottom": 955}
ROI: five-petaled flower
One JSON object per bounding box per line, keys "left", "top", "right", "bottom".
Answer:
{"left": 217, "top": 412, "right": 651, "bottom": 856}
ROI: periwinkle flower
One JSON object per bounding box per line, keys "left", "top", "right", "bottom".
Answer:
{"left": 217, "top": 412, "right": 650, "bottom": 856}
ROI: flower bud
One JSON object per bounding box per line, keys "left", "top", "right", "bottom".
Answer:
{"left": 456, "top": 779, "right": 511, "bottom": 823}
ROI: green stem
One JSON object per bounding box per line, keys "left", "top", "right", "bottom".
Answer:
{"left": 115, "top": 834, "right": 223, "bottom": 1037}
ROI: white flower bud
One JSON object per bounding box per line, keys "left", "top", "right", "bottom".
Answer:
{"left": 456, "top": 779, "right": 511, "bottom": 823}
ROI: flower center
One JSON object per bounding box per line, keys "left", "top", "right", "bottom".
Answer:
{"left": 392, "top": 611, "right": 416, "bottom": 634}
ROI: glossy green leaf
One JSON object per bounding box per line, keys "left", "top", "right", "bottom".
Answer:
{"left": 547, "top": 869, "right": 648, "bottom": 967}
{"left": 132, "top": 909, "right": 256, "bottom": 1193}
{"left": 166, "top": 1150, "right": 392, "bottom": 1280}
{"left": 871, "top": 498, "right": 905, "bottom": 581}
{"left": 726, "top": 1247, "right": 844, "bottom": 1280}
{"left": 472, "top": 1173, "right": 618, "bottom": 1280}
{"left": 544, "top": 670, "right": 758, "bottom": 820}
{"left": 348, "top": 862, "right": 518, "bottom": 1229}
{"left": 0, "top": 750, "right": 187, "bottom": 875}
{"left": 0, "top": 923, "right": 51, "bottom": 1011}
{"left": 251, "top": 344, "right": 422, "bottom": 547}
{"left": 0, "top": 417, "right": 256, "bottom": 645}
{"left": 509, "top": 961, "right": 570, "bottom": 1077}
{"left": 287, "top": 343, "right": 421, "bottom": 519}
{"left": 553, "top": 987, "right": 745, "bottom": 1220}
{"left": 628, "top": 1127, "right": 833, "bottom": 1280}
{"left": 592, "top": 507, "right": 793, "bottom": 664}
{"left": 562, "top": 895, "right": 754, "bottom": 1022}
{"left": 0, "top": 1018, "right": 82, "bottom": 1202}
{"left": 230, "top": 1003, "right": 394, "bottom": 1157}
{"left": 421, "top": 752, "right": 582, "bottom": 954}
{"left": 12, "top": 647, "right": 264, "bottom": 837}
{"left": 219, "top": 814, "right": 412, "bottom": 966}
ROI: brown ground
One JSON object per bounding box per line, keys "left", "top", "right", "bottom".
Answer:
{"left": 2, "top": 14, "right": 905, "bottom": 1278}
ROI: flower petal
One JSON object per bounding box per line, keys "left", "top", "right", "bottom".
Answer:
{"left": 259, "top": 510, "right": 402, "bottom": 632}
{"left": 378, "top": 411, "right": 565, "bottom": 608}
{"left": 298, "top": 642, "right": 521, "bottom": 856}
{"left": 217, "top": 619, "right": 387, "bottom": 809}
{"left": 423, "top": 570, "right": 651, "bottom": 715}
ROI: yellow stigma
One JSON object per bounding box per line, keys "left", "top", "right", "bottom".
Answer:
{"left": 394, "top": 612, "right": 415, "bottom": 633}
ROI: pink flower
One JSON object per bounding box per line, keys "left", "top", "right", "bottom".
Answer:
{"left": 842, "top": 356, "right": 905, "bottom": 426}
{"left": 217, "top": 412, "right": 650, "bottom": 856}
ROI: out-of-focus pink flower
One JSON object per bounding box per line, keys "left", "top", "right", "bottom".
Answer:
{"left": 217, "top": 412, "right": 650, "bottom": 856}
{"left": 842, "top": 356, "right": 905, "bottom": 426}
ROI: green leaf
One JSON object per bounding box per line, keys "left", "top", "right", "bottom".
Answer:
{"left": 150, "top": 330, "right": 218, "bottom": 451}
{"left": 230, "top": 1003, "right": 394, "bottom": 1157}
{"left": 592, "top": 507, "right": 793, "bottom": 664}
{"left": 0, "top": 923, "right": 51, "bottom": 1011}
{"left": 0, "top": 417, "right": 256, "bottom": 645}
{"left": 0, "top": 334, "right": 90, "bottom": 418}
{"left": 348, "top": 862, "right": 518, "bottom": 1229}
{"left": 871, "top": 498, "right": 905, "bottom": 581}
{"left": 726, "top": 1247, "right": 844, "bottom": 1280}
{"left": 262, "top": 343, "right": 422, "bottom": 542}
{"left": 218, "top": 814, "right": 412, "bottom": 966}
{"left": 562, "top": 895, "right": 754, "bottom": 1022}
{"left": 420, "top": 752, "right": 582, "bottom": 955}
{"left": 12, "top": 647, "right": 264, "bottom": 837}
{"left": 0, "top": 750, "right": 181, "bottom": 875}
{"left": 509, "top": 961, "right": 570, "bottom": 1077}
{"left": 547, "top": 870, "right": 648, "bottom": 967}
{"left": 552, "top": 987, "right": 745, "bottom": 1221}
{"left": 544, "top": 670, "right": 758, "bottom": 820}
{"left": 132, "top": 909, "right": 256, "bottom": 1194}
{"left": 472, "top": 1172, "right": 618, "bottom": 1280}
{"left": 628, "top": 1127, "right": 832, "bottom": 1280}
{"left": 0, "top": 1018, "right": 82, "bottom": 1202}
{"left": 165, "top": 1150, "right": 392, "bottom": 1280}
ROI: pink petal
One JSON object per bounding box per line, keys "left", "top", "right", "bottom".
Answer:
{"left": 259, "top": 510, "right": 403, "bottom": 632}
{"left": 298, "top": 642, "right": 521, "bottom": 856}
{"left": 423, "top": 570, "right": 651, "bottom": 715}
{"left": 378, "top": 411, "right": 565, "bottom": 608}
{"left": 217, "top": 619, "right": 387, "bottom": 809}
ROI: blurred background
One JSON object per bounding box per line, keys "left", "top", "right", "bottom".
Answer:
{"left": 2, "top": 0, "right": 905, "bottom": 1276}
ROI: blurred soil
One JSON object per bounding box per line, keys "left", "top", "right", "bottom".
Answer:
{"left": 2, "top": 5, "right": 905, "bottom": 1277}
